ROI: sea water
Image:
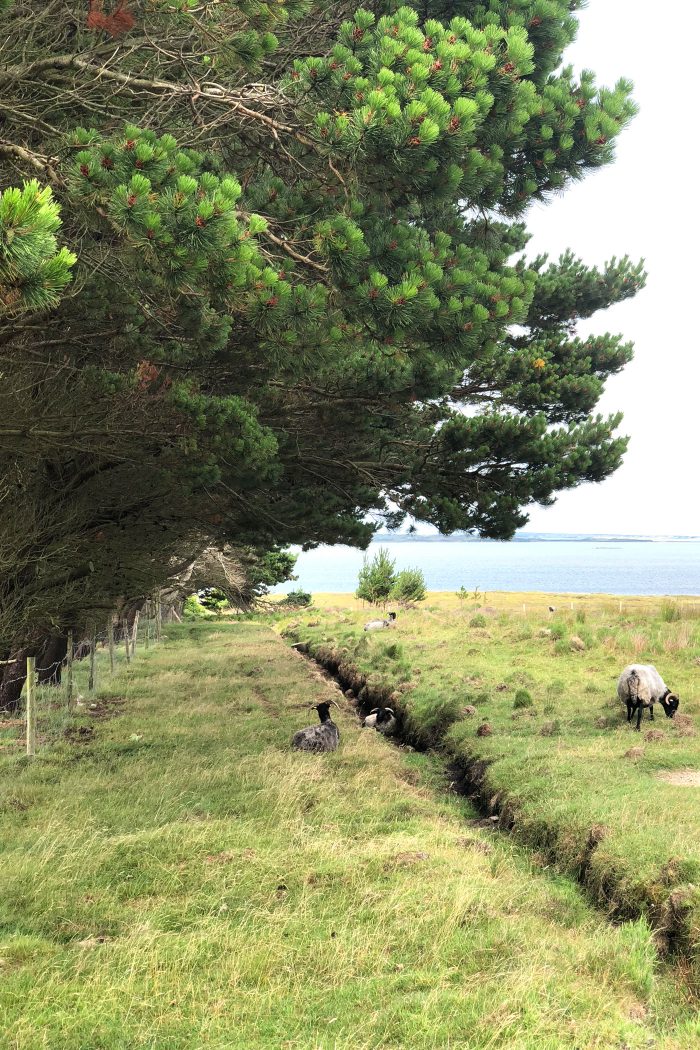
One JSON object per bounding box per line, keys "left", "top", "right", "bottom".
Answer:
{"left": 273, "top": 540, "right": 700, "bottom": 596}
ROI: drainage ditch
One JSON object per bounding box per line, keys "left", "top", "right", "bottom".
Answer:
{"left": 290, "top": 637, "right": 699, "bottom": 970}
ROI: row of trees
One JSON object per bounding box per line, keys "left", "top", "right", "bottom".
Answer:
{"left": 1, "top": 0, "right": 643, "bottom": 705}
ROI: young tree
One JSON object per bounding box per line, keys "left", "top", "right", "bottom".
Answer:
{"left": 0, "top": 0, "right": 644, "bottom": 665}
{"left": 391, "top": 568, "right": 427, "bottom": 604}
{"left": 357, "top": 548, "right": 397, "bottom": 605}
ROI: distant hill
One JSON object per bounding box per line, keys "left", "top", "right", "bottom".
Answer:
{"left": 372, "top": 531, "right": 700, "bottom": 543}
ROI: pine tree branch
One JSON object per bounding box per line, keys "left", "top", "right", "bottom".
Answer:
{"left": 2, "top": 54, "right": 313, "bottom": 146}
{"left": 0, "top": 141, "right": 61, "bottom": 183}
{"left": 237, "top": 213, "right": 327, "bottom": 275}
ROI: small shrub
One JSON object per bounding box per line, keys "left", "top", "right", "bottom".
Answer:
{"left": 660, "top": 602, "right": 681, "bottom": 623}
{"left": 383, "top": 642, "right": 404, "bottom": 661}
{"left": 546, "top": 679, "right": 565, "bottom": 700}
{"left": 279, "top": 589, "right": 312, "bottom": 608}
{"left": 390, "top": 567, "right": 426, "bottom": 604}
{"left": 576, "top": 609, "right": 587, "bottom": 624}
{"left": 554, "top": 639, "right": 569, "bottom": 657}
{"left": 550, "top": 622, "right": 566, "bottom": 640}
{"left": 183, "top": 595, "right": 211, "bottom": 620}
{"left": 469, "top": 614, "right": 487, "bottom": 628}
{"left": 513, "top": 689, "right": 533, "bottom": 709}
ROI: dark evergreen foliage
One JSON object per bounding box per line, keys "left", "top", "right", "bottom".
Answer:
{"left": 0, "top": 0, "right": 643, "bottom": 654}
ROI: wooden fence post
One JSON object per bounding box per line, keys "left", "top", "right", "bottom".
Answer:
{"left": 124, "top": 620, "right": 131, "bottom": 665}
{"left": 108, "top": 620, "right": 115, "bottom": 675}
{"left": 66, "top": 629, "right": 74, "bottom": 707}
{"left": 88, "top": 627, "right": 96, "bottom": 693}
{"left": 131, "top": 610, "right": 140, "bottom": 659}
{"left": 26, "top": 656, "right": 36, "bottom": 757}
{"left": 155, "top": 595, "right": 162, "bottom": 643}
{"left": 144, "top": 601, "right": 150, "bottom": 650}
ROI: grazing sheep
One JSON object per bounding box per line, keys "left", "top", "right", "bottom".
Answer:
{"left": 292, "top": 700, "right": 340, "bottom": 752}
{"left": 617, "top": 664, "right": 680, "bottom": 731}
{"left": 363, "top": 611, "right": 397, "bottom": 631}
{"left": 363, "top": 706, "right": 397, "bottom": 735}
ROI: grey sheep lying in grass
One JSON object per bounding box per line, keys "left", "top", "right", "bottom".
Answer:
{"left": 363, "top": 611, "right": 397, "bottom": 631}
{"left": 292, "top": 700, "right": 340, "bottom": 752}
{"left": 617, "top": 664, "right": 679, "bottom": 731}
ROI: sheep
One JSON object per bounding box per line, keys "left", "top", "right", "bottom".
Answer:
{"left": 617, "top": 664, "right": 680, "bottom": 731}
{"left": 363, "top": 611, "right": 397, "bottom": 631}
{"left": 292, "top": 700, "right": 340, "bottom": 752}
{"left": 362, "top": 706, "right": 397, "bottom": 735}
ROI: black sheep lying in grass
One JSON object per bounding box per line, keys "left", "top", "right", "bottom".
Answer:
{"left": 292, "top": 701, "right": 340, "bottom": 752}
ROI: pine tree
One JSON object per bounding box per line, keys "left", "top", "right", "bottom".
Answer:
{"left": 0, "top": 0, "right": 644, "bottom": 660}
{"left": 0, "top": 182, "right": 75, "bottom": 315}
{"left": 391, "top": 567, "right": 427, "bottom": 603}
{"left": 357, "top": 548, "right": 397, "bottom": 605}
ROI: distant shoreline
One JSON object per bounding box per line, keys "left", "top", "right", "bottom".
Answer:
{"left": 277, "top": 536, "right": 700, "bottom": 597}
{"left": 371, "top": 533, "right": 700, "bottom": 544}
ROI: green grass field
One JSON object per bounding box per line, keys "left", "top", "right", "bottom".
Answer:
{"left": 282, "top": 593, "right": 700, "bottom": 993}
{"left": 2, "top": 619, "right": 699, "bottom": 1047}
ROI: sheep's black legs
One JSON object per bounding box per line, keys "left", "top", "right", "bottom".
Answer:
{"left": 649, "top": 705, "right": 654, "bottom": 721}
{"left": 636, "top": 703, "right": 643, "bottom": 731}
{"left": 626, "top": 699, "right": 634, "bottom": 722}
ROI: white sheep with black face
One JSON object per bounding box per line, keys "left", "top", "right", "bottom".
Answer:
{"left": 617, "top": 664, "right": 680, "bottom": 731}
{"left": 363, "top": 611, "right": 397, "bottom": 631}
{"left": 362, "top": 706, "right": 397, "bottom": 735}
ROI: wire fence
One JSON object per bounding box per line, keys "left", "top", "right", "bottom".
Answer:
{"left": 0, "top": 603, "right": 174, "bottom": 757}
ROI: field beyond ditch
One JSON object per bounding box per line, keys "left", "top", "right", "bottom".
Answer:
{"left": 282, "top": 591, "right": 700, "bottom": 994}
{"left": 1, "top": 618, "right": 699, "bottom": 1047}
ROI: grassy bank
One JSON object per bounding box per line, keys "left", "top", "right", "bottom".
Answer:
{"left": 1, "top": 621, "right": 698, "bottom": 1047}
{"left": 283, "top": 595, "right": 700, "bottom": 986}
{"left": 289, "top": 591, "right": 700, "bottom": 616}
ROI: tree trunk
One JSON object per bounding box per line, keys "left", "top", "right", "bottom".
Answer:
{"left": 36, "top": 634, "right": 68, "bottom": 686}
{"left": 0, "top": 650, "right": 29, "bottom": 714}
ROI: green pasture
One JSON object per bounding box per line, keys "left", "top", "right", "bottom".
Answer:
{"left": 285, "top": 593, "right": 700, "bottom": 989}
{"left": 1, "top": 620, "right": 698, "bottom": 1047}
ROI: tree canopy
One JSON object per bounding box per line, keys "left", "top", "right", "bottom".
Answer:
{"left": 0, "top": 0, "right": 644, "bottom": 661}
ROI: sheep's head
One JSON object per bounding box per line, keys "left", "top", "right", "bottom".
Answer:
{"left": 314, "top": 699, "right": 339, "bottom": 722}
{"left": 660, "top": 693, "right": 680, "bottom": 719}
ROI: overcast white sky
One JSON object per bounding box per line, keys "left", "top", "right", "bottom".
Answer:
{"left": 521, "top": 0, "right": 700, "bottom": 536}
